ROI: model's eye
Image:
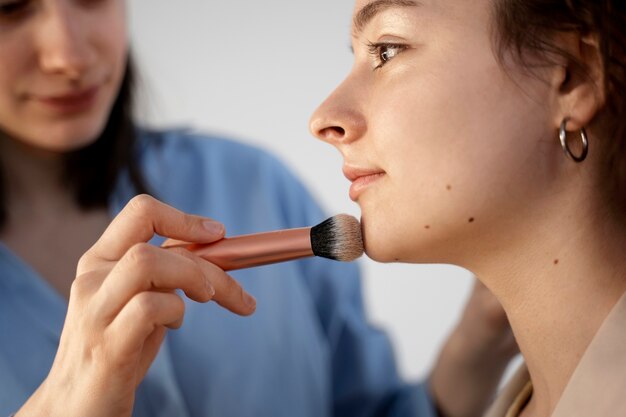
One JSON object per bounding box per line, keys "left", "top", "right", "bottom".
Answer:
{"left": 368, "top": 42, "right": 408, "bottom": 70}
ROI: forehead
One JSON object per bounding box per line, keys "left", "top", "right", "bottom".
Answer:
{"left": 352, "top": 0, "right": 421, "bottom": 27}
{"left": 353, "top": 0, "right": 421, "bottom": 12}
{"left": 351, "top": 0, "right": 492, "bottom": 34}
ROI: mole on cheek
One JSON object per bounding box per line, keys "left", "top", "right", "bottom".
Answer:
{"left": 554, "top": 259, "right": 559, "bottom": 265}
{"left": 468, "top": 217, "right": 475, "bottom": 223}
{"left": 446, "top": 184, "right": 452, "bottom": 191}
{"left": 424, "top": 225, "right": 431, "bottom": 229}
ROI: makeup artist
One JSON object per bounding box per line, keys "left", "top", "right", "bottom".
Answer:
{"left": 0, "top": 1, "right": 516, "bottom": 416}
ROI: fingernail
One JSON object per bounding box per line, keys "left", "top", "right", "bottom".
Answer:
{"left": 243, "top": 292, "right": 256, "bottom": 310}
{"left": 203, "top": 220, "right": 224, "bottom": 236}
{"left": 206, "top": 279, "right": 216, "bottom": 298}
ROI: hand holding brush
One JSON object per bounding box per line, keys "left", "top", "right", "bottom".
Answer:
{"left": 162, "top": 214, "right": 364, "bottom": 271}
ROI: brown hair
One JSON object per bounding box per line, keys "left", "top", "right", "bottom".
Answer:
{"left": 492, "top": 0, "right": 626, "bottom": 207}
{"left": 0, "top": 58, "right": 151, "bottom": 227}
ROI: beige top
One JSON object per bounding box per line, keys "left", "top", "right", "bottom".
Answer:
{"left": 485, "top": 290, "right": 626, "bottom": 417}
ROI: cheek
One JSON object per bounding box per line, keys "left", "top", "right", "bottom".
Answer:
{"left": 104, "top": 8, "right": 129, "bottom": 108}
{"left": 89, "top": 0, "right": 129, "bottom": 71}
{"left": 360, "top": 56, "right": 554, "bottom": 262}
{"left": 0, "top": 43, "right": 29, "bottom": 134}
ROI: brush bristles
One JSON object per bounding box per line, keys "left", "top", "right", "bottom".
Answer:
{"left": 310, "top": 214, "right": 364, "bottom": 262}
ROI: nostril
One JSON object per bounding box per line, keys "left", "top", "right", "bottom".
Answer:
{"left": 320, "top": 126, "right": 345, "bottom": 141}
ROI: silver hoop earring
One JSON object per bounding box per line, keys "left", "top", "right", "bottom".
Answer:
{"left": 559, "top": 118, "right": 588, "bottom": 163}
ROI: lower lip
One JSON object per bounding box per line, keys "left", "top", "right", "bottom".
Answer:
{"left": 36, "top": 87, "right": 100, "bottom": 114}
{"left": 349, "top": 173, "right": 385, "bottom": 201}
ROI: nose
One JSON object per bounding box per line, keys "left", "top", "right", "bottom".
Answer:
{"left": 37, "top": 3, "right": 95, "bottom": 79}
{"left": 309, "top": 78, "right": 366, "bottom": 146}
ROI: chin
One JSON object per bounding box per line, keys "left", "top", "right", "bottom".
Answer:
{"left": 18, "top": 115, "right": 108, "bottom": 153}
{"left": 363, "top": 236, "right": 416, "bottom": 263}
{"left": 363, "top": 246, "right": 398, "bottom": 263}
{"left": 361, "top": 214, "right": 410, "bottom": 263}
{"left": 48, "top": 125, "right": 104, "bottom": 151}
{"left": 361, "top": 209, "right": 455, "bottom": 265}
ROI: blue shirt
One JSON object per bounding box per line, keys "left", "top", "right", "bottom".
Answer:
{"left": 0, "top": 129, "right": 437, "bottom": 417}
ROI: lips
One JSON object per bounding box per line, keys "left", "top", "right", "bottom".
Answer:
{"left": 33, "top": 85, "right": 101, "bottom": 113}
{"left": 343, "top": 165, "right": 386, "bottom": 201}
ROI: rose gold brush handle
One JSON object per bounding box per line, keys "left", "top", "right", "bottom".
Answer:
{"left": 170, "top": 227, "right": 314, "bottom": 271}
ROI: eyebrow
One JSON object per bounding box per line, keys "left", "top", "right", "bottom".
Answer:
{"left": 353, "top": 0, "right": 420, "bottom": 34}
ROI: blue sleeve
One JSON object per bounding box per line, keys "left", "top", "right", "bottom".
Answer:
{"left": 265, "top": 156, "right": 439, "bottom": 417}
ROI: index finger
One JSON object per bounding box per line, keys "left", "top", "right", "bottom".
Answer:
{"left": 85, "top": 195, "right": 225, "bottom": 264}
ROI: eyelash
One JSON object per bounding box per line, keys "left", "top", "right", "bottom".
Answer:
{"left": 367, "top": 42, "right": 408, "bottom": 70}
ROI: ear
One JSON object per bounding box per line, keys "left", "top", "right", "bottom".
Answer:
{"left": 551, "top": 32, "right": 605, "bottom": 131}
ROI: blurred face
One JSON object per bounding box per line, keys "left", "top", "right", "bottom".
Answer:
{"left": 310, "top": 0, "right": 560, "bottom": 264}
{"left": 0, "top": 0, "right": 128, "bottom": 152}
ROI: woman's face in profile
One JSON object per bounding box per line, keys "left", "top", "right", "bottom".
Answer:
{"left": 311, "top": 0, "right": 560, "bottom": 265}
{"left": 0, "top": 0, "right": 128, "bottom": 151}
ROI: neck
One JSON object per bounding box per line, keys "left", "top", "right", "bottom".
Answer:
{"left": 0, "top": 133, "right": 111, "bottom": 299}
{"left": 0, "top": 133, "right": 76, "bottom": 219}
{"left": 467, "top": 191, "right": 626, "bottom": 417}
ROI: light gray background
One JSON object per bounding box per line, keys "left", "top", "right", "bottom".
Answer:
{"left": 128, "top": 1, "right": 474, "bottom": 380}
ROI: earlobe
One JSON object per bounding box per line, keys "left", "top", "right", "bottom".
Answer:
{"left": 552, "top": 33, "right": 605, "bottom": 131}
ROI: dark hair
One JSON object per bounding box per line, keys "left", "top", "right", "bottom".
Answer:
{"left": 492, "top": 0, "right": 626, "bottom": 207}
{"left": 0, "top": 58, "right": 151, "bottom": 228}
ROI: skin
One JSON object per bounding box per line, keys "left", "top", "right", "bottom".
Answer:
{"left": 311, "top": 0, "right": 626, "bottom": 416}
{"left": 0, "top": 1, "right": 515, "bottom": 416}
{"left": 0, "top": 0, "right": 127, "bottom": 151}
{"left": 17, "top": 196, "right": 257, "bottom": 417}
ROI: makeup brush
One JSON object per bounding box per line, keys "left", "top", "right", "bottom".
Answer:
{"left": 163, "top": 214, "right": 364, "bottom": 271}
